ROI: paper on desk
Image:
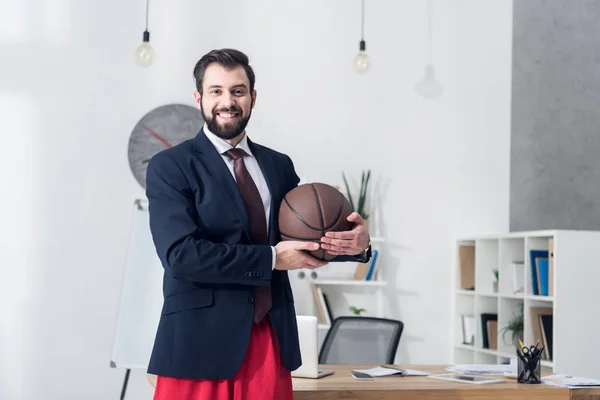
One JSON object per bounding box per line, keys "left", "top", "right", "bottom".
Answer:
{"left": 446, "top": 364, "right": 512, "bottom": 375}
{"left": 352, "top": 366, "right": 431, "bottom": 377}
{"left": 542, "top": 374, "right": 600, "bottom": 388}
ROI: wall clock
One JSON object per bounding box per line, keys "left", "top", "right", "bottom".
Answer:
{"left": 128, "top": 103, "right": 204, "bottom": 189}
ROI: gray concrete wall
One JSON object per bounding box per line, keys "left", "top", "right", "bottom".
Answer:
{"left": 510, "top": 0, "right": 600, "bottom": 231}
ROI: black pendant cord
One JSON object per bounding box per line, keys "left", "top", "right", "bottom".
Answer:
{"left": 143, "top": 0, "right": 150, "bottom": 42}
{"left": 359, "top": 0, "right": 366, "bottom": 50}
{"left": 145, "top": 0, "right": 150, "bottom": 31}
{"left": 361, "top": 0, "right": 365, "bottom": 41}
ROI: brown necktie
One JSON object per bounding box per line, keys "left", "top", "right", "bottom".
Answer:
{"left": 225, "top": 148, "right": 271, "bottom": 323}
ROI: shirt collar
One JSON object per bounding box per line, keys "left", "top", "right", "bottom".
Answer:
{"left": 203, "top": 123, "right": 254, "bottom": 157}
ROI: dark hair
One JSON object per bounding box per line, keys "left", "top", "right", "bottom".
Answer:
{"left": 193, "top": 48, "right": 256, "bottom": 95}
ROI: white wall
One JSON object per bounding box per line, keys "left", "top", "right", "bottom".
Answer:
{"left": 0, "top": 0, "right": 511, "bottom": 399}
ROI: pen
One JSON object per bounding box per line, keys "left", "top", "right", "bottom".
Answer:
{"left": 537, "top": 345, "right": 545, "bottom": 358}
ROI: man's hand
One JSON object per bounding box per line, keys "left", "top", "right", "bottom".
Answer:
{"left": 274, "top": 241, "right": 329, "bottom": 270}
{"left": 320, "top": 212, "right": 370, "bottom": 256}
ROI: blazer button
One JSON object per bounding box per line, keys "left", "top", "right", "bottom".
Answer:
{"left": 247, "top": 297, "right": 254, "bottom": 304}
{"left": 245, "top": 272, "right": 251, "bottom": 277}
{"left": 257, "top": 272, "right": 263, "bottom": 278}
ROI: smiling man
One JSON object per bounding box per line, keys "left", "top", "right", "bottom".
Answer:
{"left": 145, "top": 48, "right": 371, "bottom": 400}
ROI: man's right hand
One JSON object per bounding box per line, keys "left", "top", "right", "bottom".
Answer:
{"left": 274, "top": 241, "right": 329, "bottom": 270}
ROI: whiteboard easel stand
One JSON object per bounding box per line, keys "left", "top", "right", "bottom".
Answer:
{"left": 120, "top": 367, "right": 130, "bottom": 400}
{"left": 110, "top": 197, "right": 164, "bottom": 399}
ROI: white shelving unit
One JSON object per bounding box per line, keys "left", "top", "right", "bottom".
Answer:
{"left": 452, "top": 229, "right": 600, "bottom": 379}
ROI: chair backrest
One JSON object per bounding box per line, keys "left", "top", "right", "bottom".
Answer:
{"left": 318, "top": 316, "right": 403, "bottom": 364}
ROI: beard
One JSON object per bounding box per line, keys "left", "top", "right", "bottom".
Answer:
{"left": 201, "top": 103, "right": 251, "bottom": 140}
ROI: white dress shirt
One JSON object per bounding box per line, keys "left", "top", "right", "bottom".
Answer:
{"left": 203, "top": 124, "right": 277, "bottom": 270}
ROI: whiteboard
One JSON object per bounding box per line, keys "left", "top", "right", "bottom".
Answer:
{"left": 110, "top": 198, "right": 164, "bottom": 369}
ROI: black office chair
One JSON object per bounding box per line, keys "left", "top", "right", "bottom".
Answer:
{"left": 318, "top": 316, "right": 404, "bottom": 364}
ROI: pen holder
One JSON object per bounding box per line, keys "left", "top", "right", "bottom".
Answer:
{"left": 517, "top": 352, "right": 541, "bottom": 384}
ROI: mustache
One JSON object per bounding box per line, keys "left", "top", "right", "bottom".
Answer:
{"left": 213, "top": 106, "right": 242, "bottom": 114}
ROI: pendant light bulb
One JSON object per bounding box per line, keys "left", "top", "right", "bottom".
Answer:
{"left": 354, "top": 0, "right": 371, "bottom": 74}
{"left": 135, "top": 30, "right": 154, "bottom": 67}
{"left": 415, "top": 64, "right": 443, "bottom": 99}
{"left": 135, "top": 0, "right": 153, "bottom": 67}
{"left": 354, "top": 40, "right": 371, "bottom": 74}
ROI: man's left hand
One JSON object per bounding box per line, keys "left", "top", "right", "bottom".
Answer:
{"left": 320, "top": 212, "right": 370, "bottom": 256}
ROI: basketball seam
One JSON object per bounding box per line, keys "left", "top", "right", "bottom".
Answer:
{"left": 310, "top": 184, "right": 326, "bottom": 238}
{"left": 311, "top": 184, "right": 329, "bottom": 260}
{"left": 282, "top": 195, "right": 322, "bottom": 231}
{"left": 312, "top": 187, "right": 345, "bottom": 231}
{"left": 324, "top": 192, "right": 345, "bottom": 230}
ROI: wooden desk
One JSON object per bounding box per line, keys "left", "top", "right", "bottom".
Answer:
{"left": 292, "top": 365, "right": 600, "bottom": 400}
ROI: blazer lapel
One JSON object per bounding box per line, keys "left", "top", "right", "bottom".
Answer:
{"left": 248, "top": 139, "right": 283, "bottom": 246}
{"left": 193, "top": 129, "right": 251, "bottom": 241}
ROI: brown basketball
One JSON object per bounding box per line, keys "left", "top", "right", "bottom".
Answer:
{"left": 278, "top": 183, "right": 354, "bottom": 261}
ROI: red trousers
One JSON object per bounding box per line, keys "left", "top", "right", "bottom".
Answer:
{"left": 152, "top": 317, "right": 293, "bottom": 400}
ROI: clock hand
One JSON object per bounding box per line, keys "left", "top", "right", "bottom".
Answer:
{"left": 142, "top": 124, "right": 173, "bottom": 148}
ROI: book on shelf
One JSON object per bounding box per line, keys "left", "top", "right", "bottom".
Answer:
{"left": 310, "top": 284, "right": 331, "bottom": 325}
{"left": 460, "top": 314, "right": 475, "bottom": 345}
{"left": 540, "top": 314, "right": 553, "bottom": 360}
{"left": 548, "top": 239, "right": 554, "bottom": 296}
{"left": 511, "top": 261, "right": 525, "bottom": 294}
{"left": 353, "top": 249, "right": 379, "bottom": 281}
{"left": 529, "top": 248, "right": 553, "bottom": 296}
{"left": 480, "top": 313, "right": 498, "bottom": 350}
{"left": 529, "top": 305, "right": 553, "bottom": 360}
{"left": 310, "top": 284, "right": 334, "bottom": 325}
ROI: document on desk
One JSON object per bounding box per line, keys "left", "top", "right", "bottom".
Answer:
{"left": 542, "top": 374, "right": 600, "bottom": 388}
{"left": 446, "top": 364, "right": 512, "bottom": 375}
{"left": 351, "top": 366, "right": 431, "bottom": 377}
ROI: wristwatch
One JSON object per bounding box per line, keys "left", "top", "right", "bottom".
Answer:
{"left": 356, "top": 238, "right": 372, "bottom": 262}
{"left": 361, "top": 239, "right": 371, "bottom": 254}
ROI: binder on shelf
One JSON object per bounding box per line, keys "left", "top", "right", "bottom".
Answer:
{"left": 540, "top": 314, "right": 553, "bottom": 360}
{"left": 548, "top": 239, "right": 554, "bottom": 296}
{"left": 353, "top": 249, "right": 379, "bottom": 281}
{"left": 487, "top": 320, "right": 498, "bottom": 350}
{"left": 529, "top": 306, "right": 553, "bottom": 360}
{"left": 353, "top": 261, "right": 370, "bottom": 280}
{"left": 459, "top": 244, "right": 475, "bottom": 290}
{"left": 537, "top": 258, "right": 549, "bottom": 296}
{"left": 365, "top": 249, "right": 379, "bottom": 280}
{"left": 322, "top": 292, "right": 334, "bottom": 324}
{"left": 529, "top": 250, "right": 549, "bottom": 295}
{"left": 480, "top": 313, "right": 498, "bottom": 349}
{"left": 310, "top": 284, "right": 331, "bottom": 325}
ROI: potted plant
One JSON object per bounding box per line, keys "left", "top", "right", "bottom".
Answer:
{"left": 349, "top": 306, "right": 366, "bottom": 316}
{"left": 500, "top": 307, "right": 524, "bottom": 348}
{"left": 342, "top": 169, "right": 371, "bottom": 223}
{"left": 492, "top": 269, "right": 499, "bottom": 293}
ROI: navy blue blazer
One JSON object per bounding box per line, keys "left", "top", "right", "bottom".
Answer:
{"left": 145, "top": 128, "right": 370, "bottom": 380}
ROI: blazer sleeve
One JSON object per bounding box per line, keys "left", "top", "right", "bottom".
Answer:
{"left": 145, "top": 153, "right": 273, "bottom": 286}
{"left": 284, "top": 155, "right": 372, "bottom": 265}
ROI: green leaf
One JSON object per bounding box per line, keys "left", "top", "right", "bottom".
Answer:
{"left": 343, "top": 170, "right": 371, "bottom": 220}
{"left": 349, "top": 306, "right": 366, "bottom": 315}
{"left": 357, "top": 170, "right": 371, "bottom": 219}
{"left": 342, "top": 172, "right": 355, "bottom": 212}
